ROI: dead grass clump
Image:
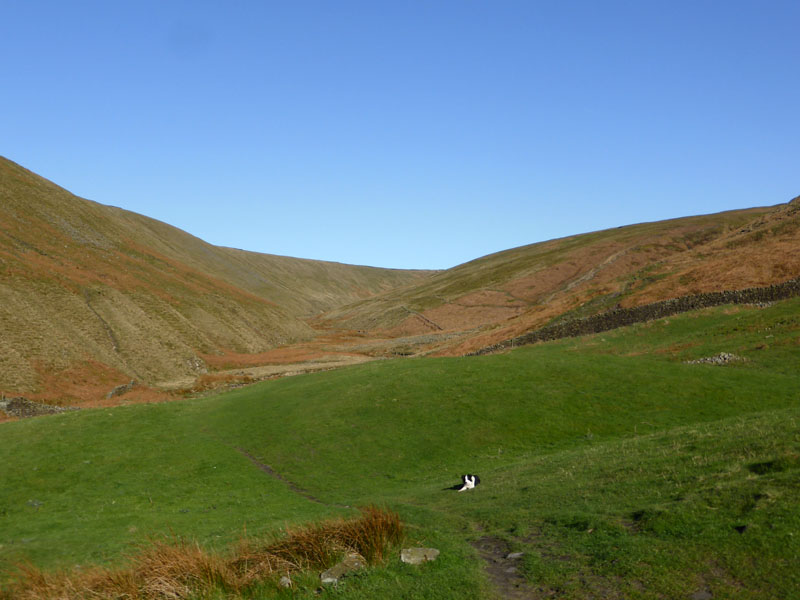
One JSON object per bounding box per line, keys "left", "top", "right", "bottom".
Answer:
{"left": 1, "top": 506, "right": 404, "bottom": 600}
{"left": 227, "top": 546, "right": 296, "bottom": 587}
{"left": 131, "top": 538, "right": 237, "bottom": 598}
{"left": 2, "top": 561, "right": 131, "bottom": 600}
{"left": 337, "top": 504, "right": 404, "bottom": 563}
{"left": 263, "top": 505, "right": 403, "bottom": 568}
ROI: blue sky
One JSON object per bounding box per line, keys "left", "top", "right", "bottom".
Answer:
{"left": 2, "top": 1, "right": 798, "bottom": 269}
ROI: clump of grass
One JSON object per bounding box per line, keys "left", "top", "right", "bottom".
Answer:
{"left": 2, "top": 506, "right": 403, "bottom": 600}
{"left": 266, "top": 505, "right": 403, "bottom": 566}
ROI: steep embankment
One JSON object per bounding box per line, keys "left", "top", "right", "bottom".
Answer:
{"left": 319, "top": 197, "right": 799, "bottom": 355}
{"left": 0, "top": 157, "right": 430, "bottom": 402}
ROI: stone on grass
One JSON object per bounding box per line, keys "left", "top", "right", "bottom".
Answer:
{"left": 685, "top": 352, "right": 742, "bottom": 365}
{"left": 320, "top": 552, "right": 366, "bottom": 584}
{"left": 400, "top": 547, "right": 440, "bottom": 565}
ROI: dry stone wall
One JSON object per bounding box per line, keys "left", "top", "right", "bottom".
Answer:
{"left": 0, "top": 396, "right": 79, "bottom": 418}
{"left": 469, "top": 277, "right": 800, "bottom": 356}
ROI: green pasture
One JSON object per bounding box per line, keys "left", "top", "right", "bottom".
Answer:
{"left": 1, "top": 298, "right": 798, "bottom": 598}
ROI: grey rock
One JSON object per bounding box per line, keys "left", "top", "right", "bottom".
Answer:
{"left": 320, "top": 552, "right": 366, "bottom": 584}
{"left": 400, "top": 547, "right": 440, "bottom": 565}
{"left": 278, "top": 575, "right": 292, "bottom": 588}
{"left": 106, "top": 380, "right": 137, "bottom": 399}
{"left": 690, "top": 591, "right": 713, "bottom": 600}
{"left": 685, "top": 352, "right": 742, "bottom": 365}
{"left": 505, "top": 552, "right": 524, "bottom": 560}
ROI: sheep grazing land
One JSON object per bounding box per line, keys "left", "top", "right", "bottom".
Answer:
{"left": 2, "top": 297, "right": 799, "bottom": 598}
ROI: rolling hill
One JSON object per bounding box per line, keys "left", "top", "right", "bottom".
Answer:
{"left": 0, "top": 157, "right": 431, "bottom": 403}
{"left": 318, "top": 196, "right": 800, "bottom": 356}
{"left": 2, "top": 155, "right": 798, "bottom": 405}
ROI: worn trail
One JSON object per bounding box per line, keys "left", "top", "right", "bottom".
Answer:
{"left": 232, "top": 445, "right": 352, "bottom": 510}
{"left": 471, "top": 536, "right": 540, "bottom": 600}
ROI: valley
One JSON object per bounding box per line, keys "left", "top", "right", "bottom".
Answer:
{"left": 3, "top": 157, "right": 799, "bottom": 407}
{"left": 1, "top": 157, "right": 798, "bottom": 598}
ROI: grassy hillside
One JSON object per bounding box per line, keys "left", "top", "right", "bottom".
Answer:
{"left": 0, "top": 157, "right": 430, "bottom": 401}
{"left": 2, "top": 296, "right": 798, "bottom": 598}
{"left": 319, "top": 198, "right": 800, "bottom": 357}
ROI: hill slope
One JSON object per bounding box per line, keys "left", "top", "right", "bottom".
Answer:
{"left": 319, "top": 197, "right": 800, "bottom": 355}
{"left": 0, "top": 157, "right": 430, "bottom": 401}
{"left": 2, "top": 296, "right": 799, "bottom": 598}
{"left": 3, "top": 155, "right": 797, "bottom": 401}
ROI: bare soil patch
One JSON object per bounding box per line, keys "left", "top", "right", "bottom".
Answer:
{"left": 471, "top": 536, "right": 538, "bottom": 599}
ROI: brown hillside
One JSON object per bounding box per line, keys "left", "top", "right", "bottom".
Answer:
{"left": 0, "top": 157, "right": 431, "bottom": 403}
{"left": 317, "top": 198, "right": 799, "bottom": 356}
{"left": 3, "top": 155, "right": 796, "bottom": 406}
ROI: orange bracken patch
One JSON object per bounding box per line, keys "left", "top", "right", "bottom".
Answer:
{"left": 28, "top": 360, "right": 134, "bottom": 407}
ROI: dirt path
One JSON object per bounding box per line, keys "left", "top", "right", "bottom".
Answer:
{"left": 197, "top": 424, "right": 352, "bottom": 510}
{"left": 156, "top": 354, "right": 377, "bottom": 392}
{"left": 224, "top": 444, "right": 353, "bottom": 510}
{"left": 471, "top": 536, "right": 541, "bottom": 599}
{"left": 401, "top": 306, "right": 443, "bottom": 331}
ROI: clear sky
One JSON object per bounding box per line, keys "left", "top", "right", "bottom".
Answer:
{"left": 2, "top": 1, "right": 798, "bottom": 270}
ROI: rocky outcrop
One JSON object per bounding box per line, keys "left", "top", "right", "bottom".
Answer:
{"left": 685, "top": 352, "right": 743, "bottom": 365}
{"left": 470, "top": 277, "right": 800, "bottom": 355}
{"left": 106, "top": 380, "right": 137, "bottom": 399}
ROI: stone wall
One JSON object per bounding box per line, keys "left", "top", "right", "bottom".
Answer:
{"left": 469, "top": 277, "right": 800, "bottom": 356}
{"left": 0, "top": 396, "right": 79, "bottom": 418}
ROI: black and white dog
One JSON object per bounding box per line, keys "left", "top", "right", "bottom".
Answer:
{"left": 445, "top": 474, "right": 481, "bottom": 492}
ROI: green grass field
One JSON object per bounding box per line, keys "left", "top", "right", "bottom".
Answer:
{"left": 1, "top": 298, "right": 799, "bottom": 598}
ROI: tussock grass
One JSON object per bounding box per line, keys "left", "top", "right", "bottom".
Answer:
{"left": 263, "top": 505, "right": 402, "bottom": 567}
{"left": 1, "top": 507, "right": 402, "bottom": 600}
